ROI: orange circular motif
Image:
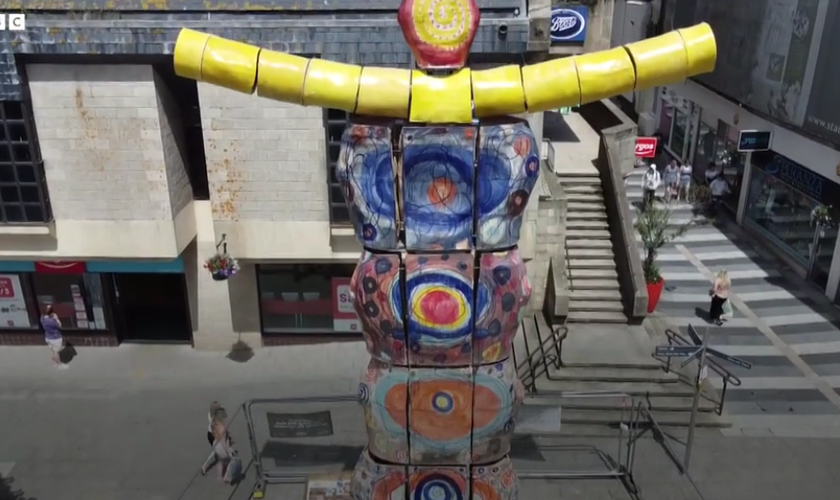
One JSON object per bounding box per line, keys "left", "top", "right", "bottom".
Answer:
{"left": 384, "top": 380, "right": 501, "bottom": 441}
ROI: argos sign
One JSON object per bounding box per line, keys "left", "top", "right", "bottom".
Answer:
{"left": 550, "top": 6, "right": 589, "bottom": 43}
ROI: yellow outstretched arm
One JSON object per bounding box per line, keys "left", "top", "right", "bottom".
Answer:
{"left": 173, "top": 24, "right": 716, "bottom": 124}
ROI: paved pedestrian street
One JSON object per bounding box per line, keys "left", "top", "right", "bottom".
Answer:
{"left": 627, "top": 170, "right": 840, "bottom": 436}
{"left": 0, "top": 343, "right": 839, "bottom": 500}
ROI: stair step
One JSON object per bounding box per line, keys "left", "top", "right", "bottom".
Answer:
{"left": 567, "top": 310, "right": 627, "bottom": 323}
{"left": 547, "top": 366, "right": 678, "bottom": 383}
{"left": 566, "top": 239, "right": 612, "bottom": 249}
{"left": 564, "top": 185, "right": 602, "bottom": 194}
{"left": 567, "top": 248, "right": 614, "bottom": 259}
{"left": 566, "top": 193, "right": 603, "bottom": 203}
{"left": 551, "top": 408, "right": 728, "bottom": 428}
{"left": 570, "top": 289, "right": 622, "bottom": 300}
{"left": 567, "top": 211, "right": 608, "bottom": 220}
{"left": 567, "top": 279, "right": 620, "bottom": 290}
{"left": 566, "top": 220, "right": 609, "bottom": 229}
{"left": 529, "top": 396, "right": 718, "bottom": 413}
{"left": 566, "top": 229, "right": 610, "bottom": 239}
{"left": 569, "top": 300, "right": 624, "bottom": 312}
{"left": 557, "top": 176, "right": 601, "bottom": 184}
{"left": 568, "top": 202, "right": 606, "bottom": 211}
{"left": 568, "top": 268, "right": 618, "bottom": 278}
{"left": 568, "top": 259, "right": 615, "bottom": 269}
{"left": 533, "top": 379, "right": 700, "bottom": 397}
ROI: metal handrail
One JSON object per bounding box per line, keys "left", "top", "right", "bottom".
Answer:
{"left": 515, "top": 319, "right": 568, "bottom": 392}
{"left": 652, "top": 327, "right": 741, "bottom": 416}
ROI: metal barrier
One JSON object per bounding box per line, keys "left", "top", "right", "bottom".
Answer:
{"left": 169, "top": 392, "right": 711, "bottom": 499}
{"left": 654, "top": 325, "right": 742, "bottom": 415}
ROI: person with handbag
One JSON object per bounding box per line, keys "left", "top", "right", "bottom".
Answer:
{"left": 201, "top": 416, "right": 240, "bottom": 483}
{"left": 708, "top": 269, "right": 731, "bottom": 326}
{"left": 41, "top": 305, "right": 67, "bottom": 369}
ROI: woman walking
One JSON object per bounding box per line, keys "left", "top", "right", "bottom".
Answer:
{"left": 207, "top": 402, "right": 226, "bottom": 447}
{"left": 709, "top": 269, "right": 731, "bottom": 326}
{"left": 202, "top": 411, "right": 237, "bottom": 482}
{"left": 41, "top": 305, "right": 67, "bottom": 368}
{"left": 678, "top": 163, "right": 693, "bottom": 202}
{"left": 663, "top": 160, "right": 680, "bottom": 204}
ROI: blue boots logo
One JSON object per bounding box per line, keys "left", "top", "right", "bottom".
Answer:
{"left": 550, "top": 7, "right": 588, "bottom": 42}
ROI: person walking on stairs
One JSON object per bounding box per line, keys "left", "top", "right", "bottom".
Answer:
{"left": 641, "top": 163, "right": 662, "bottom": 209}
{"left": 664, "top": 160, "right": 680, "bottom": 204}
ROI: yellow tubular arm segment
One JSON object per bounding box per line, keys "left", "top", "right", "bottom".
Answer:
{"left": 173, "top": 23, "right": 716, "bottom": 123}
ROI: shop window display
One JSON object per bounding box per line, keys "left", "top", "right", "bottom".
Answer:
{"left": 0, "top": 273, "right": 35, "bottom": 328}
{"left": 258, "top": 264, "right": 357, "bottom": 333}
{"left": 30, "top": 273, "right": 107, "bottom": 330}
{"left": 745, "top": 167, "right": 836, "bottom": 283}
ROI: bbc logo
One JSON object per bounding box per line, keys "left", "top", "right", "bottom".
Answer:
{"left": 0, "top": 14, "right": 25, "bottom": 31}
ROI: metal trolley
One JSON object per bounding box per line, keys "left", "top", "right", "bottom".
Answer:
{"left": 176, "top": 391, "right": 690, "bottom": 500}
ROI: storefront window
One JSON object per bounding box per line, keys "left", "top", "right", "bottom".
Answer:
{"left": 0, "top": 273, "right": 36, "bottom": 328}
{"left": 258, "top": 264, "right": 358, "bottom": 334}
{"left": 745, "top": 165, "right": 837, "bottom": 283}
{"left": 31, "top": 273, "right": 108, "bottom": 330}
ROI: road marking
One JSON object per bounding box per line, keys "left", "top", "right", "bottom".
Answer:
{"left": 676, "top": 244, "right": 840, "bottom": 412}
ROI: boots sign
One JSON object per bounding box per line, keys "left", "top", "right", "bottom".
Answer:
{"left": 550, "top": 6, "right": 589, "bottom": 43}
{"left": 635, "top": 137, "right": 658, "bottom": 158}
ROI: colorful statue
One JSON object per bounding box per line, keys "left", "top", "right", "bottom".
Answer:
{"left": 173, "top": 2, "right": 716, "bottom": 498}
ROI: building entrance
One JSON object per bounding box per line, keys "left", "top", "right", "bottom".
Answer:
{"left": 112, "top": 273, "right": 192, "bottom": 343}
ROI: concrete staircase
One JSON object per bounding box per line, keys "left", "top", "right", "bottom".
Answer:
{"left": 515, "top": 319, "right": 732, "bottom": 429}
{"left": 561, "top": 173, "right": 627, "bottom": 324}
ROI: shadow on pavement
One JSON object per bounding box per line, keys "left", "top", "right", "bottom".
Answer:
{"left": 0, "top": 475, "right": 35, "bottom": 500}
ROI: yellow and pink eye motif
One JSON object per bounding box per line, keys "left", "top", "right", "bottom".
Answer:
{"left": 398, "top": 0, "right": 480, "bottom": 70}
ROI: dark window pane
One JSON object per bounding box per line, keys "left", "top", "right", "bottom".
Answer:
{"left": 24, "top": 204, "right": 45, "bottom": 223}
{"left": 328, "top": 143, "right": 341, "bottom": 161}
{"left": 0, "top": 146, "right": 10, "bottom": 163}
{"left": 328, "top": 166, "right": 340, "bottom": 184}
{"left": 20, "top": 185, "right": 40, "bottom": 203}
{"left": 0, "top": 126, "right": 6, "bottom": 142}
{"left": 330, "top": 186, "right": 346, "bottom": 204}
{"left": 12, "top": 144, "right": 30, "bottom": 162}
{"left": 326, "top": 108, "right": 346, "bottom": 121}
{"left": 15, "top": 164, "right": 35, "bottom": 182}
{"left": 331, "top": 205, "right": 350, "bottom": 223}
{"left": 0, "top": 186, "right": 19, "bottom": 202}
{"left": 0, "top": 165, "right": 14, "bottom": 182}
{"left": 328, "top": 124, "right": 346, "bottom": 142}
{"left": 3, "top": 102, "right": 23, "bottom": 120}
{"left": 2, "top": 204, "right": 23, "bottom": 222}
{"left": 6, "top": 123, "right": 27, "bottom": 142}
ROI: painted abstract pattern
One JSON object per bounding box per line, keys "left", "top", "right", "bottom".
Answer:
{"left": 471, "top": 358, "right": 524, "bottom": 464}
{"left": 335, "top": 124, "right": 398, "bottom": 250}
{"left": 473, "top": 249, "right": 532, "bottom": 364}
{"left": 403, "top": 252, "right": 474, "bottom": 366}
{"left": 401, "top": 126, "right": 476, "bottom": 251}
{"left": 351, "top": 251, "right": 406, "bottom": 364}
{"left": 476, "top": 122, "right": 541, "bottom": 249}
{"left": 407, "top": 366, "right": 474, "bottom": 464}
{"left": 359, "top": 359, "right": 410, "bottom": 463}
{"left": 346, "top": 116, "right": 538, "bottom": 500}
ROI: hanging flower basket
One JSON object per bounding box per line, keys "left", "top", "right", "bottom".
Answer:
{"left": 811, "top": 204, "right": 835, "bottom": 228}
{"left": 204, "top": 253, "right": 240, "bottom": 281}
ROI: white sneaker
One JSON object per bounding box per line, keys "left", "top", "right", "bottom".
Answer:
{"left": 57, "top": 364, "right": 69, "bottom": 369}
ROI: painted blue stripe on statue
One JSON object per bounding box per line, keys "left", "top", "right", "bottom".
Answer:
{"left": 86, "top": 258, "right": 184, "bottom": 274}
{"left": 0, "top": 260, "right": 36, "bottom": 272}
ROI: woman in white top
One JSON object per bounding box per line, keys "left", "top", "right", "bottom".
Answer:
{"left": 679, "top": 163, "right": 693, "bottom": 202}
{"left": 709, "top": 269, "right": 731, "bottom": 326}
{"left": 202, "top": 413, "right": 236, "bottom": 481}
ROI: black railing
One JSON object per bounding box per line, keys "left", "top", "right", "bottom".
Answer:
{"left": 652, "top": 325, "right": 742, "bottom": 415}
{"left": 514, "top": 314, "right": 568, "bottom": 392}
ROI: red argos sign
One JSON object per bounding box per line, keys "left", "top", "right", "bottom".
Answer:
{"left": 635, "top": 137, "right": 658, "bottom": 158}
{"left": 34, "top": 261, "right": 87, "bottom": 274}
{"left": 398, "top": 0, "right": 480, "bottom": 69}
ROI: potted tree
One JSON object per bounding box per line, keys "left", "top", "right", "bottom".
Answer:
{"left": 635, "top": 205, "right": 692, "bottom": 313}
